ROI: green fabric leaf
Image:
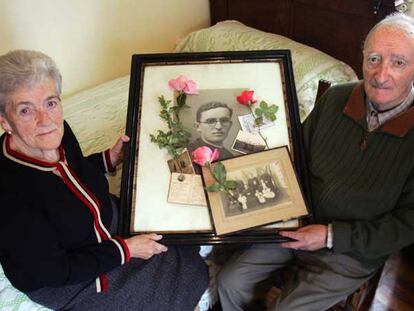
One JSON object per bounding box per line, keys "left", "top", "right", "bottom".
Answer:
{"left": 213, "top": 162, "right": 226, "bottom": 184}
{"left": 255, "top": 117, "right": 264, "bottom": 126}
{"left": 265, "top": 112, "right": 277, "bottom": 121}
{"left": 206, "top": 183, "right": 221, "bottom": 192}
{"left": 259, "top": 100, "right": 268, "bottom": 110}
{"left": 176, "top": 92, "right": 187, "bottom": 108}
{"left": 255, "top": 107, "right": 263, "bottom": 116}
{"left": 224, "top": 180, "right": 238, "bottom": 190}
{"left": 269, "top": 105, "right": 279, "bottom": 114}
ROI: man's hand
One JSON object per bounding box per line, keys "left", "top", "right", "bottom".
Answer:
{"left": 125, "top": 233, "right": 168, "bottom": 260}
{"left": 279, "top": 224, "right": 328, "bottom": 251}
{"left": 109, "top": 135, "right": 130, "bottom": 167}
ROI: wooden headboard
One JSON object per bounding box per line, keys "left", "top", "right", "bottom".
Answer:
{"left": 210, "top": 0, "right": 396, "bottom": 78}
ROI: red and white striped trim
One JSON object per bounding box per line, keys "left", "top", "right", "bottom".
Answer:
{"left": 2, "top": 135, "right": 130, "bottom": 292}
{"left": 3, "top": 135, "right": 63, "bottom": 171}
{"left": 56, "top": 162, "right": 111, "bottom": 240}
{"left": 103, "top": 149, "right": 116, "bottom": 173}
{"left": 111, "top": 237, "right": 131, "bottom": 264}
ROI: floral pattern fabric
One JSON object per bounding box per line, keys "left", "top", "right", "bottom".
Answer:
{"left": 174, "top": 20, "right": 358, "bottom": 121}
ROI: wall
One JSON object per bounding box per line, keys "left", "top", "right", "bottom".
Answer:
{"left": 0, "top": 0, "right": 210, "bottom": 96}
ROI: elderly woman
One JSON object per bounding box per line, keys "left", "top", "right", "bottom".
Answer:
{"left": 0, "top": 50, "right": 208, "bottom": 310}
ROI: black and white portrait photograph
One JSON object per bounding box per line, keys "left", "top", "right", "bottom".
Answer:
{"left": 182, "top": 88, "right": 250, "bottom": 160}
{"left": 231, "top": 130, "right": 266, "bottom": 154}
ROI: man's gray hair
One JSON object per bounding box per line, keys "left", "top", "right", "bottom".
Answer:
{"left": 364, "top": 12, "right": 414, "bottom": 50}
{"left": 0, "top": 50, "right": 62, "bottom": 115}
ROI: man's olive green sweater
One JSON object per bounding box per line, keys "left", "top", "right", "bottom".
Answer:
{"left": 303, "top": 81, "right": 414, "bottom": 267}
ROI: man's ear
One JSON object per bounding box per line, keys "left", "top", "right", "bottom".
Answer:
{"left": 0, "top": 114, "right": 12, "bottom": 133}
{"left": 194, "top": 122, "right": 201, "bottom": 133}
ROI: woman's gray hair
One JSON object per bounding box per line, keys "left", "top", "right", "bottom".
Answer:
{"left": 364, "top": 12, "right": 414, "bottom": 49}
{"left": 0, "top": 50, "right": 62, "bottom": 115}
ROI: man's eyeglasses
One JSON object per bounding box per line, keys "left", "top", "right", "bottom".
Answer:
{"left": 199, "top": 117, "right": 232, "bottom": 127}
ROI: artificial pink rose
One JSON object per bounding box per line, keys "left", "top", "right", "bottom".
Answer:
{"left": 192, "top": 146, "right": 220, "bottom": 166}
{"left": 168, "top": 75, "right": 198, "bottom": 94}
{"left": 182, "top": 79, "right": 198, "bottom": 94}
{"left": 236, "top": 90, "right": 257, "bottom": 106}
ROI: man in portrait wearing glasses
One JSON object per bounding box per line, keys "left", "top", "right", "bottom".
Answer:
{"left": 187, "top": 101, "right": 234, "bottom": 160}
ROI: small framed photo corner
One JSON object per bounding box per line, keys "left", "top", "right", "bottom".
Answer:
{"left": 119, "top": 50, "right": 310, "bottom": 244}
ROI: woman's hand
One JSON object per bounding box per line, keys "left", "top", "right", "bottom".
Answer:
{"left": 125, "top": 233, "right": 168, "bottom": 260}
{"left": 109, "top": 135, "right": 130, "bottom": 167}
{"left": 279, "top": 224, "right": 328, "bottom": 252}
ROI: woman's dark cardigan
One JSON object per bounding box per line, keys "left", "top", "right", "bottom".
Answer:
{"left": 0, "top": 122, "right": 129, "bottom": 292}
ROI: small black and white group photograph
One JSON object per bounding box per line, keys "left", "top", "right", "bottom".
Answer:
{"left": 202, "top": 147, "right": 308, "bottom": 236}
{"left": 221, "top": 162, "right": 290, "bottom": 217}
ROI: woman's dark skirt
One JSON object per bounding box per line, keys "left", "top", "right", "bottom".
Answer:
{"left": 27, "top": 246, "right": 208, "bottom": 311}
{"left": 26, "top": 199, "right": 208, "bottom": 311}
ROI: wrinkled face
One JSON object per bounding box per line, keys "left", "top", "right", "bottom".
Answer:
{"left": 195, "top": 107, "right": 232, "bottom": 145}
{"left": 363, "top": 24, "right": 414, "bottom": 110}
{"left": 0, "top": 79, "right": 64, "bottom": 158}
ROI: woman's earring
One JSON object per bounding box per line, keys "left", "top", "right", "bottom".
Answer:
{"left": 7, "top": 130, "right": 12, "bottom": 135}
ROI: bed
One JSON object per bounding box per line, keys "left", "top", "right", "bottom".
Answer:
{"left": 0, "top": 1, "right": 398, "bottom": 310}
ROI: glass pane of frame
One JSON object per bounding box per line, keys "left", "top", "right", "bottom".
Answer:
{"left": 119, "top": 50, "right": 310, "bottom": 244}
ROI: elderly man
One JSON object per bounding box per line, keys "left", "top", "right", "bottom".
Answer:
{"left": 217, "top": 12, "right": 414, "bottom": 311}
{"left": 187, "top": 101, "right": 234, "bottom": 160}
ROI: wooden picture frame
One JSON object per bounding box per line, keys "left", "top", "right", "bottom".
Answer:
{"left": 202, "top": 147, "right": 308, "bottom": 236}
{"left": 119, "top": 50, "right": 310, "bottom": 244}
